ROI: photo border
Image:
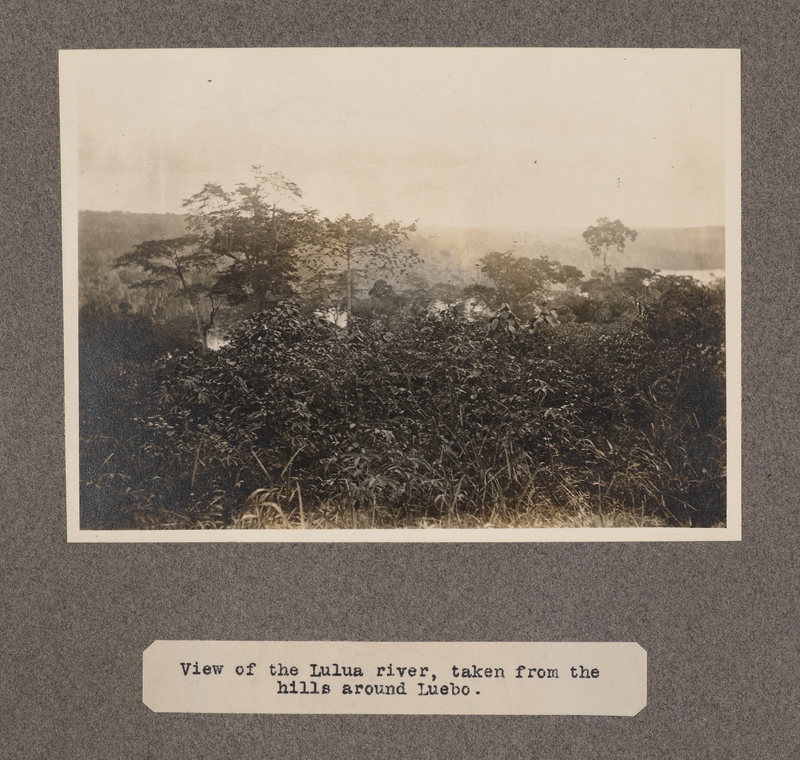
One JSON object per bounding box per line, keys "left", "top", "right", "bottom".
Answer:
{"left": 61, "top": 47, "right": 742, "bottom": 543}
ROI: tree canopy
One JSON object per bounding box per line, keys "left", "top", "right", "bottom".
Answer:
{"left": 303, "top": 213, "right": 418, "bottom": 314}
{"left": 181, "top": 168, "right": 319, "bottom": 313}
{"left": 582, "top": 217, "right": 638, "bottom": 281}
{"left": 112, "top": 169, "right": 422, "bottom": 342}
{"left": 478, "top": 250, "right": 583, "bottom": 315}
{"left": 113, "top": 235, "right": 222, "bottom": 350}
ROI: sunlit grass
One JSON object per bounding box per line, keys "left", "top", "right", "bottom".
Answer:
{"left": 223, "top": 495, "right": 669, "bottom": 531}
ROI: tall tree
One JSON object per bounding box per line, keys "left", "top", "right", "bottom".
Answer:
{"left": 582, "top": 217, "right": 638, "bottom": 283}
{"left": 183, "top": 167, "right": 318, "bottom": 313}
{"left": 113, "top": 236, "right": 221, "bottom": 351}
{"left": 304, "top": 214, "right": 418, "bottom": 315}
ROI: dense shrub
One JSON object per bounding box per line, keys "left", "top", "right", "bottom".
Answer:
{"left": 91, "top": 280, "right": 726, "bottom": 528}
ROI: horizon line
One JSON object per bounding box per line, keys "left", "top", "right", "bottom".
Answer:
{"left": 76, "top": 209, "right": 726, "bottom": 232}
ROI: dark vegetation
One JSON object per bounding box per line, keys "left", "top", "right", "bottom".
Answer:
{"left": 79, "top": 169, "right": 726, "bottom": 530}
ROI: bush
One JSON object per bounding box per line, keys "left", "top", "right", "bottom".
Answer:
{"left": 89, "top": 286, "right": 726, "bottom": 528}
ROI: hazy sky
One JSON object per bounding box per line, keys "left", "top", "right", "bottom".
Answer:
{"left": 62, "top": 48, "right": 739, "bottom": 229}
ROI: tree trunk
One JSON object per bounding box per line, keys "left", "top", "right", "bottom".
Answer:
{"left": 193, "top": 306, "right": 208, "bottom": 353}
{"left": 602, "top": 246, "right": 612, "bottom": 290}
{"left": 175, "top": 257, "right": 209, "bottom": 352}
{"left": 346, "top": 250, "right": 353, "bottom": 316}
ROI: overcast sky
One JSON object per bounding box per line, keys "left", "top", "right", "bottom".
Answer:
{"left": 62, "top": 48, "right": 738, "bottom": 229}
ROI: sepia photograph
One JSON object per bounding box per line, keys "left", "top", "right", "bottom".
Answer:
{"left": 61, "top": 47, "right": 741, "bottom": 541}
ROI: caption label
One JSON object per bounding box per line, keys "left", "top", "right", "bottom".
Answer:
{"left": 143, "top": 641, "right": 646, "bottom": 715}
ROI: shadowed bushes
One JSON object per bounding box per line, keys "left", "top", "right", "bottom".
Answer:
{"left": 84, "top": 278, "right": 726, "bottom": 528}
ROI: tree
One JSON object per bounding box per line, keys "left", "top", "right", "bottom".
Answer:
{"left": 368, "top": 278, "right": 398, "bottom": 301}
{"left": 560, "top": 264, "right": 585, "bottom": 289}
{"left": 478, "top": 251, "right": 582, "bottom": 315}
{"left": 582, "top": 217, "right": 638, "bottom": 283}
{"left": 305, "top": 214, "right": 418, "bottom": 315}
{"left": 183, "top": 167, "right": 318, "bottom": 314}
{"left": 113, "top": 236, "right": 221, "bottom": 351}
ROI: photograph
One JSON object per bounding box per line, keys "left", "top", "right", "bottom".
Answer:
{"left": 61, "top": 47, "right": 741, "bottom": 541}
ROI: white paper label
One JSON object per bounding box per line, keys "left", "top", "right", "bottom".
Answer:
{"left": 143, "top": 641, "right": 646, "bottom": 715}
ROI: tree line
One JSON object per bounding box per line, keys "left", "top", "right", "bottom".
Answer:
{"left": 107, "top": 167, "right": 653, "bottom": 351}
{"left": 112, "top": 167, "right": 418, "bottom": 351}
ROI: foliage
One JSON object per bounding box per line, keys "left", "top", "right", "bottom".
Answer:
{"left": 87, "top": 274, "right": 726, "bottom": 529}
{"left": 182, "top": 167, "right": 318, "bottom": 314}
{"left": 530, "top": 301, "right": 561, "bottom": 327}
{"left": 78, "top": 303, "right": 189, "bottom": 528}
{"left": 582, "top": 217, "right": 638, "bottom": 281}
{"left": 303, "top": 214, "right": 419, "bottom": 315}
{"left": 84, "top": 183, "right": 726, "bottom": 531}
{"left": 478, "top": 250, "right": 583, "bottom": 316}
{"left": 368, "top": 278, "right": 399, "bottom": 302}
{"left": 113, "top": 235, "right": 223, "bottom": 351}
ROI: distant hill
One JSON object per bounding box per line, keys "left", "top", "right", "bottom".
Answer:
{"left": 410, "top": 224, "right": 725, "bottom": 284}
{"left": 78, "top": 210, "right": 725, "bottom": 292}
{"left": 79, "top": 210, "right": 188, "bottom": 272}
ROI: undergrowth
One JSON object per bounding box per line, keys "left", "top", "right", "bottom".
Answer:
{"left": 80, "top": 277, "right": 725, "bottom": 529}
